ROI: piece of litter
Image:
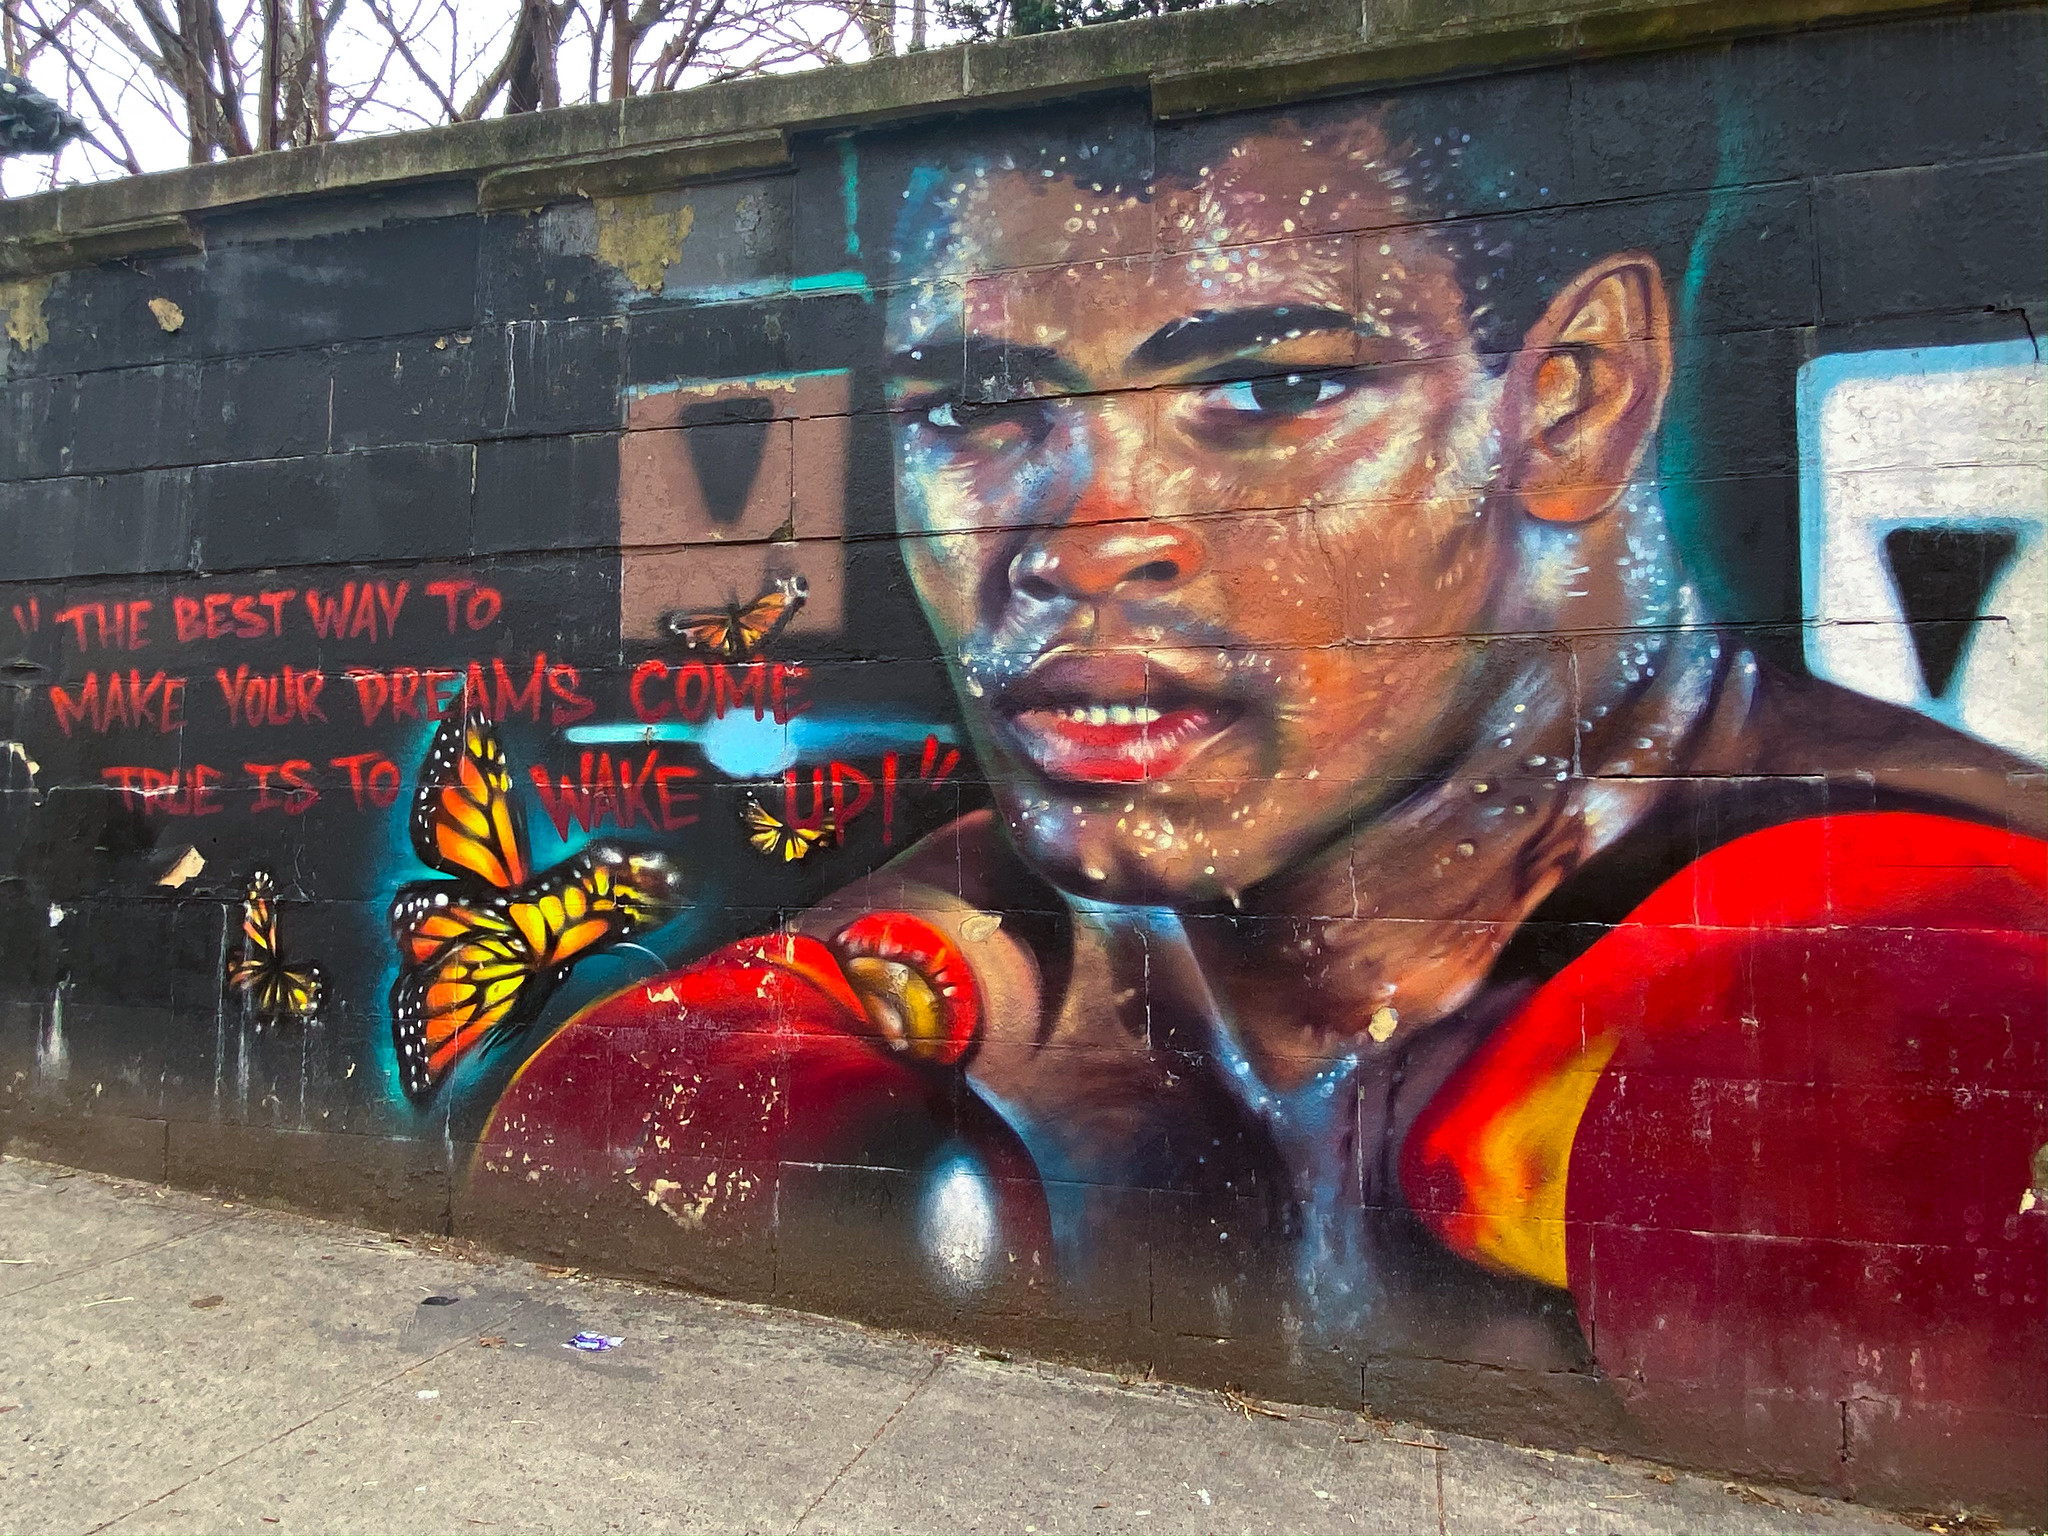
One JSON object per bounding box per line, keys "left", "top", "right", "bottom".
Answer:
{"left": 564, "top": 1332, "right": 623, "bottom": 1352}
{"left": 0, "top": 1259, "right": 34, "bottom": 1265}
{"left": 417, "top": 1389, "right": 440, "bottom": 1400}
{"left": 538, "top": 1264, "right": 580, "bottom": 1278}
{"left": 147, "top": 296, "right": 185, "bottom": 332}
{"left": 1197, "top": 1489, "right": 1212, "bottom": 1506}
{"left": 478, "top": 1336, "right": 507, "bottom": 1348}
{"left": 420, "top": 1295, "right": 460, "bottom": 1306}
{"left": 82, "top": 1296, "right": 134, "bottom": 1308}
{"left": 1313, "top": 1489, "right": 1333, "bottom": 1500}
{"left": 189, "top": 1294, "right": 225, "bottom": 1309}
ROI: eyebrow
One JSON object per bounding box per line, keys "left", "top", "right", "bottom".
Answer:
{"left": 886, "top": 335, "right": 1090, "bottom": 396}
{"left": 1126, "top": 305, "right": 1359, "bottom": 374}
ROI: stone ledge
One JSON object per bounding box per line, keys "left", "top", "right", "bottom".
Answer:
{"left": 0, "top": 0, "right": 2014, "bottom": 273}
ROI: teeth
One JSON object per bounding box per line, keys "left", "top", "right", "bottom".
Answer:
{"left": 1051, "top": 704, "right": 1166, "bottom": 726}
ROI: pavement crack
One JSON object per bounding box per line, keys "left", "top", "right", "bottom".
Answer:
{"left": 81, "top": 1299, "right": 527, "bottom": 1535}
{"left": 0, "top": 1215, "right": 241, "bottom": 1304}
{"left": 787, "top": 1348, "right": 946, "bottom": 1535}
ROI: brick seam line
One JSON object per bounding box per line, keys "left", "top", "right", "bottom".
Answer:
{"left": 80, "top": 1296, "right": 534, "bottom": 1535}
{"left": 787, "top": 1348, "right": 950, "bottom": 1536}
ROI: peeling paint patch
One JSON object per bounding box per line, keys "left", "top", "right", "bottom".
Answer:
{"left": 0, "top": 275, "right": 52, "bottom": 351}
{"left": 158, "top": 846, "right": 206, "bottom": 888}
{"left": 592, "top": 195, "right": 694, "bottom": 293}
{"left": 6, "top": 741, "right": 42, "bottom": 800}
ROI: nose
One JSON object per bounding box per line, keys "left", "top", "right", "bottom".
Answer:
{"left": 1009, "top": 523, "right": 1205, "bottom": 602}
{"left": 1007, "top": 404, "right": 1205, "bottom": 603}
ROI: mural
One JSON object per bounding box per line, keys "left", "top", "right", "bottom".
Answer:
{"left": 1, "top": 10, "right": 2043, "bottom": 1516}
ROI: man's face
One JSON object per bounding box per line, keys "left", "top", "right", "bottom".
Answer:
{"left": 887, "top": 129, "right": 1516, "bottom": 905}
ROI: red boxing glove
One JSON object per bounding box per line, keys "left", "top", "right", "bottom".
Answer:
{"left": 474, "top": 914, "right": 1051, "bottom": 1309}
{"left": 1403, "top": 813, "right": 2047, "bottom": 1508}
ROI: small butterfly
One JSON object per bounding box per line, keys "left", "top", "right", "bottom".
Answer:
{"left": 742, "top": 797, "right": 835, "bottom": 863}
{"left": 228, "top": 870, "right": 325, "bottom": 1022}
{"left": 388, "top": 702, "right": 681, "bottom": 1103}
{"left": 662, "top": 575, "right": 806, "bottom": 662}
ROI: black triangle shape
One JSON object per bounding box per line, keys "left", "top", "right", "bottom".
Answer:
{"left": 681, "top": 398, "right": 775, "bottom": 528}
{"left": 1881, "top": 524, "right": 2020, "bottom": 699}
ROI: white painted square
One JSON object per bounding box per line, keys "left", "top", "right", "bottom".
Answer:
{"left": 1798, "top": 340, "right": 2048, "bottom": 764}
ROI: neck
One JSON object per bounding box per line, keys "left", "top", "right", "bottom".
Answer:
{"left": 1188, "top": 488, "right": 1728, "bottom": 1091}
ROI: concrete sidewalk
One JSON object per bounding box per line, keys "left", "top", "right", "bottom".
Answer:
{"left": 0, "top": 1157, "right": 1927, "bottom": 1536}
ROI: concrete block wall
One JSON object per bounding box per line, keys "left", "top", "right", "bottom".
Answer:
{"left": 1, "top": 0, "right": 2043, "bottom": 1518}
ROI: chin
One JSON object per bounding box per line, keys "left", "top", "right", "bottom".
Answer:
{"left": 997, "top": 796, "right": 1257, "bottom": 910}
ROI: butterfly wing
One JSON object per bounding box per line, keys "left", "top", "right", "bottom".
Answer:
{"left": 409, "top": 702, "right": 530, "bottom": 891}
{"left": 664, "top": 577, "right": 806, "bottom": 662}
{"left": 743, "top": 799, "right": 831, "bottom": 863}
{"left": 259, "top": 962, "right": 325, "bottom": 1019}
{"left": 662, "top": 608, "right": 737, "bottom": 655}
{"left": 229, "top": 870, "right": 325, "bottom": 1020}
{"left": 229, "top": 870, "right": 280, "bottom": 989}
{"left": 727, "top": 577, "right": 806, "bottom": 660}
{"left": 388, "top": 850, "right": 679, "bottom": 1102}
{"left": 389, "top": 886, "right": 536, "bottom": 1102}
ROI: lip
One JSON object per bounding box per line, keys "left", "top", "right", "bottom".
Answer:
{"left": 993, "top": 652, "right": 1244, "bottom": 786}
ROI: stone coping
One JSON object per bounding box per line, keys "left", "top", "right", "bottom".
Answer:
{"left": 0, "top": 0, "right": 2009, "bottom": 275}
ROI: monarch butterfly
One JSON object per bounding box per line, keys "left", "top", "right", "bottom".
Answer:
{"left": 388, "top": 702, "right": 681, "bottom": 1103}
{"left": 228, "top": 870, "right": 324, "bottom": 1022}
{"left": 661, "top": 575, "right": 806, "bottom": 662}
{"left": 742, "top": 797, "right": 835, "bottom": 863}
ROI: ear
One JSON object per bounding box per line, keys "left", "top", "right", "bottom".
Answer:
{"left": 1499, "top": 252, "right": 1673, "bottom": 526}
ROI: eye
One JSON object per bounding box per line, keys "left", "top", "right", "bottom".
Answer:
{"left": 923, "top": 399, "right": 1003, "bottom": 431}
{"left": 1201, "top": 373, "right": 1348, "bottom": 417}
{"left": 917, "top": 397, "right": 1055, "bottom": 445}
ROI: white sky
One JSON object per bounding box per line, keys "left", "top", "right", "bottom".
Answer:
{"left": 4, "top": 0, "right": 928, "bottom": 196}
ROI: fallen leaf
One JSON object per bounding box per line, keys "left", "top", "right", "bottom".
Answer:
{"left": 147, "top": 297, "right": 184, "bottom": 333}
{"left": 189, "top": 1294, "right": 225, "bottom": 1310}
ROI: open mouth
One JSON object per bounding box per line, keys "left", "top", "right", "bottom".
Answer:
{"left": 994, "top": 655, "right": 1244, "bottom": 785}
